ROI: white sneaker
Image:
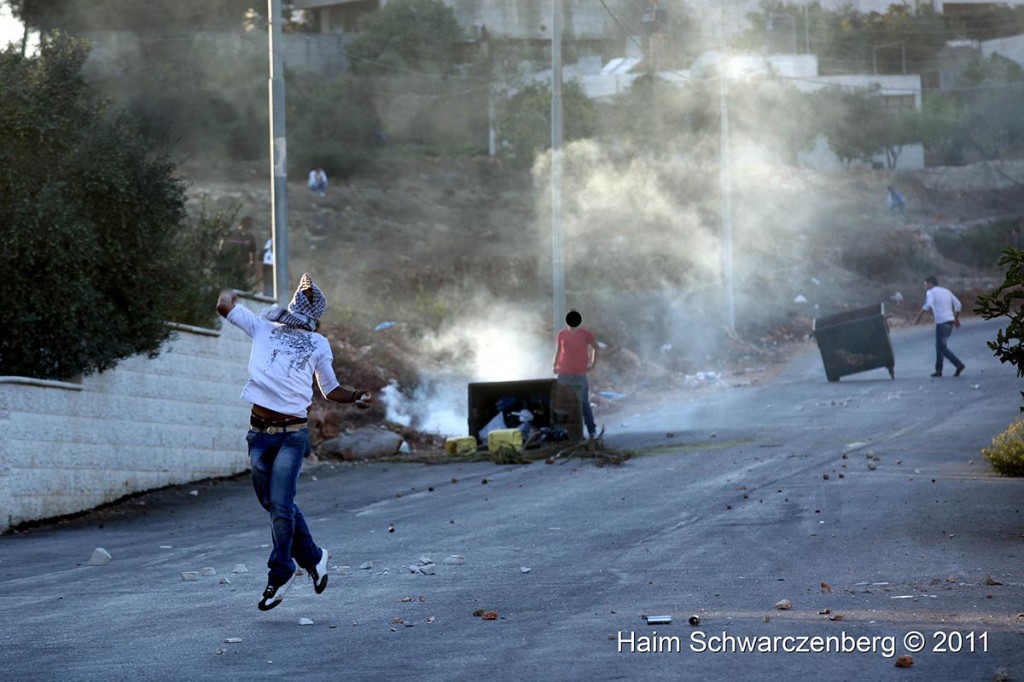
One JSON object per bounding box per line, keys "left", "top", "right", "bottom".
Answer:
{"left": 310, "top": 548, "right": 330, "bottom": 595}
{"left": 257, "top": 572, "right": 296, "bottom": 611}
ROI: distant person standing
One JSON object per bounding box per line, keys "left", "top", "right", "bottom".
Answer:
{"left": 217, "top": 273, "right": 373, "bottom": 611}
{"left": 552, "top": 310, "right": 599, "bottom": 439}
{"left": 914, "top": 275, "right": 965, "bottom": 378}
{"left": 887, "top": 186, "right": 906, "bottom": 214}
{"left": 308, "top": 167, "right": 328, "bottom": 196}
{"left": 260, "top": 237, "right": 274, "bottom": 297}
{"left": 219, "top": 216, "right": 259, "bottom": 289}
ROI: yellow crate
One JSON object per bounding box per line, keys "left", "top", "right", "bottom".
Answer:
{"left": 487, "top": 428, "right": 523, "bottom": 453}
{"left": 445, "top": 436, "right": 478, "bottom": 456}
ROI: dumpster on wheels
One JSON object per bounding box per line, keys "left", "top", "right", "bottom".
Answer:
{"left": 811, "top": 303, "right": 895, "bottom": 382}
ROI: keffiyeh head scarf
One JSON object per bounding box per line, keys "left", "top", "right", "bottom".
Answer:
{"left": 264, "top": 273, "right": 327, "bottom": 331}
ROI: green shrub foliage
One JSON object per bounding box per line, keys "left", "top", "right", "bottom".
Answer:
{"left": 974, "top": 247, "right": 1024, "bottom": 406}
{"left": 981, "top": 419, "right": 1024, "bottom": 476}
{"left": 0, "top": 35, "right": 210, "bottom": 379}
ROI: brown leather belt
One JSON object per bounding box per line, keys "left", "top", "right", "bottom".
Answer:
{"left": 249, "top": 420, "right": 308, "bottom": 434}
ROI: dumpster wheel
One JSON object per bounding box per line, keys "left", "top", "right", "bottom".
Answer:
{"left": 887, "top": 364, "right": 895, "bottom": 379}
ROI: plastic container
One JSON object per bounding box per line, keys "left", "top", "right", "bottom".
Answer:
{"left": 487, "top": 428, "right": 523, "bottom": 453}
{"left": 445, "top": 436, "right": 478, "bottom": 456}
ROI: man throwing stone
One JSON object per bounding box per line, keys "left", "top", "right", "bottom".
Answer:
{"left": 218, "top": 273, "right": 373, "bottom": 610}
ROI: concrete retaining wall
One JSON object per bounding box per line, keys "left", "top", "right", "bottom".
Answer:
{"left": 0, "top": 297, "right": 263, "bottom": 532}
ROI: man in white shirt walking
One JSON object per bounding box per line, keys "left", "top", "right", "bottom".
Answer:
{"left": 914, "top": 275, "right": 966, "bottom": 378}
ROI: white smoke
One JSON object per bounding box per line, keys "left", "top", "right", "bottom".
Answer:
{"left": 380, "top": 380, "right": 467, "bottom": 436}
{"left": 380, "top": 298, "right": 552, "bottom": 437}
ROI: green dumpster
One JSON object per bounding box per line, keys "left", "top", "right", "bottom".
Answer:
{"left": 811, "top": 303, "right": 895, "bottom": 382}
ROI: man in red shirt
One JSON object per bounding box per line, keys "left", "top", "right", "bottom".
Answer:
{"left": 552, "top": 309, "right": 599, "bottom": 439}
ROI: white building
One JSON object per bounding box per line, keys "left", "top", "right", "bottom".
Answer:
{"left": 569, "top": 51, "right": 925, "bottom": 169}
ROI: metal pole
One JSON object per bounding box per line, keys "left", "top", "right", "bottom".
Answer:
{"left": 719, "top": 4, "right": 735, "bottom": 334}
{"left": 720, "top": 70, "right": 735, "bottom": 334}
{"left": 551, "top": 0, "right": 565, "bottom": 336}
{"left": 268, "top": 0, "right": 290, "bottom": 303}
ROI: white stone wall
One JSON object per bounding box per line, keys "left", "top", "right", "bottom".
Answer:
{"left": 0, "top": 297, "right": 263, "bottom": 532}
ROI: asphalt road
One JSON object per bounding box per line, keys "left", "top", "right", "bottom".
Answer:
{"left": 1, "top": 318, "right": 1022, "bottom": 682}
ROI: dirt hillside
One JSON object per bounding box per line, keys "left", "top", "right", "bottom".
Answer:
{"left": 180, "top": 155, "right": 1024, "bottom": 455}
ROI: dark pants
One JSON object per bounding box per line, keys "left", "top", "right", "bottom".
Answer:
{"left": 558, "top": 373, "right": 596, "bottom": 437}
{"left": 262, "top": 264, "right": 274, "bottom": 297}
{"left": 935, "top": 322, "right": 963, "bottom": 374}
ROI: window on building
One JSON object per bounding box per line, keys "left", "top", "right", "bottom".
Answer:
{"left": 881, "top": 94, "right": 916, "bottom": 111}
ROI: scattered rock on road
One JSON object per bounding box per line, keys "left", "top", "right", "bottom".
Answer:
{"left": 87, "top": 548, "right": 112, "bottom": 566}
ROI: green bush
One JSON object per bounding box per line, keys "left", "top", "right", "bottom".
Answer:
{"left": 982, "top": 419, "right": 1024, "bottom": 476}
{"left": 0, "top": 35, "right": 218, "bottom": 379}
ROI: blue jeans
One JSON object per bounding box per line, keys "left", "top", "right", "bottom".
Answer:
{"left": 246, "top": 428, "right": 320, "bottom": 586}
{"left": 557, "top": 373, "right": 596, "bottom": 437}
{"left": 935, "top": 322, "right": 962, "bottom": 373}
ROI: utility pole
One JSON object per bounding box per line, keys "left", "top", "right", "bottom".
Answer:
{"left": 551, "top": 0, "right": 565, "bottom": 336}
{"left": 719, "top": 6, "right": 735, "bottom": 334}
{"left": 268, "top": 0, "right": 290, "bottom": 303}
{"left": 643, "top": 2, "right": 663, "bottom": 157}
{"left": 804, "top": 2, "right": 810, "bottom": 54}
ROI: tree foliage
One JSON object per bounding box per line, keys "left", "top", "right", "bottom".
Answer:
{"left": 601, "top": 74, "right": 712, "bottom": 159}
{"left": 915, "top": 91, "right": 966, "bottom": 165}
{"left": 739, "top": 2, "right": 948, "bottom": 75}
{"left": 812, "top": 87, "right": 880, "bottom": 167}
{"left": 727, "top": 77, "right": 822, "bottom": 165}
{"left": 975, "top": 248, "right": 1024, "bottom": 409}
{"left": 0, "top": 35, "right": 223, "bottom": 379}
{"left": 498, "top": 80, "right": 598, "bottom": 168}
{"left": 346, "top": 0, "right": 465, "bottom": 76}
{"left": 287, "top": 75, "right": 381, "bottom": 177}
{"left": 8, "top": 0, "right": 256, "bottom": 32}
{"left": 813, "top": 86, "right": 923, "bottom": 169}
{"left": 951, "top": 54, "right": 1024, "bottom": 161}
